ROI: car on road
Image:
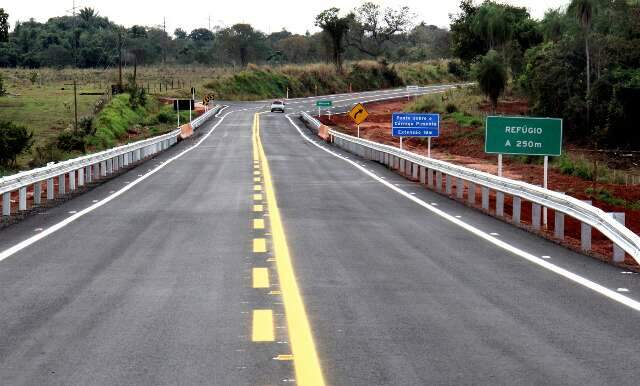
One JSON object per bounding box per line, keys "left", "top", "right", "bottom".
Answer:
{"left": 271, "top": 100, "right": 285, "bottom": 113}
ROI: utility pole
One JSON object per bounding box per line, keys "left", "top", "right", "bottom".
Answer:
{"left": 118, "top": 28, "right": 123, "bottom": 89}
{"left": 163, "top": 17, "right": 167, "bottom": 65}
{"left": 73, "top": 79, "right": 78, "bottom": 133}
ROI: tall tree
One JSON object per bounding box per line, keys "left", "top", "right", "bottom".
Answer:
{"left": 0, "top": 8, "right": 8, "bottom": 42}
{"left": 219, "top": 24, "right": 266, "bottom": 67}
{"left": 315, "top": 8, "right": 351, "bottom": 71}
{"left": 571, "top": 0, "right": 594, "bottom": 97}
{"left": 347, "top": 2, "right": 413, "bottom": 58}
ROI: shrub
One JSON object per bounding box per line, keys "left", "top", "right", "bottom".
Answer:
{"left": 29, "top": 141, "right": 66, "bottom": 168}
{"left": 473, "top": 50, "right": 507, "bottom": 112}
{"left": 57, "top": 130, "right": 86, "bottom": 152}
{"left": 0, "top": 121, "right": 34, "bottom": 166}
{"left": 157, "top": 111, "right": 173, "bottom": 123}
{"left": 447, "top": 61, "right": 466, "bottom": 78}
{"left": 79, "top": 116, "right": 95, "bottom": 136}
{"left": 445, "top": 103, "right": 458, "bottom": 113}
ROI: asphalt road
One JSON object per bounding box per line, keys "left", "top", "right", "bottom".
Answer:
{"left": 1, "top": 86, "right": 639, "bottom": 385}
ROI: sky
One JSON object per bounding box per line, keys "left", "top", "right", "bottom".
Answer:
{"left": 4, "top": 0, "right": 571, "bottom": 35}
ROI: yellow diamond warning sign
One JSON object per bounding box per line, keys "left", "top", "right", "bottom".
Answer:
{"left": 348, "top": 103, "right": 369, "bottom": 125}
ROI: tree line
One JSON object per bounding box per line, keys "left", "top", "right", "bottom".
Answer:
{"left": 0, "top": 4, "right": 450, "bottom": 69}
{"left": 451, "top": 0, "right": 640, "bottom": 149}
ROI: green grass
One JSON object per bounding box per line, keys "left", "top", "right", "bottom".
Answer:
{"left": 90, "top": 94, "right": 187, "bottom": 150}
{"left": 585, "top": 187, "right": 640, "bottom": 210}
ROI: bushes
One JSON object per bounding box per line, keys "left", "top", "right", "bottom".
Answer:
{"left": 56, "top": 130, "right": 86, "bottom": 152}
{"left": 29, "top": 141, "right": 66, "bottom": 168}
{"left": 0, "top": 121, "right": 33, "bottom": 166}
{"left": 473, "top": 50, "right": 506, "bottom": 112}
{"left": 157, "top": 111, "right": 173, "bottom": 123}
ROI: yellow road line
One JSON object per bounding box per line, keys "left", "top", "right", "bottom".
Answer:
{"left": 253, "top": 113, "right": 326, "bottom": 386}
{"left": 253, "top": 218, "right": 265, "bottom": 229}
{"left": 252, "top": 309, "right": 275, "bottom": 342}
{"left": 253, "top": 238, "right": 267, "bottom": 253}
{"left": 252, "top": 267, "right": 270, "bottom": 288}
{"left": 253, "top": 193, "right": 263, "bottom": 201}
{"left": 253, "top": 204, "right": 264, "bottom": 212}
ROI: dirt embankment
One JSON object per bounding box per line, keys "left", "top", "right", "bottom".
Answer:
{"left": 318, "top": 98, "right": 640, "bottom": 268}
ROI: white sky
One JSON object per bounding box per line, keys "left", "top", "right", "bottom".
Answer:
{"left": 4, "top": 0, "right": 570, "bottom": 35}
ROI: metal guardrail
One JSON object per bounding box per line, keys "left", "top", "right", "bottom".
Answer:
{"left": 300, "top": 111, "right": 640, "bottom": 264}
{"left": 1, "top": 105, "right": 223, "bottom": 215}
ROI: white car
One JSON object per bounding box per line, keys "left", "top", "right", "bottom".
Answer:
{"left": 270, "top": 100, "right": 285, "bottom": 113}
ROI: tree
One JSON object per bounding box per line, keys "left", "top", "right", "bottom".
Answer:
{"left": 315, "top": 8, "right": 351, "bottom": 71}
{"left": 78, "top": 7, "right": 98, "bottom": 22}
{"left": 0, "top": 121, "right": 34, "bottom": 166}
{"left": 571, "top": 0, "right": 594, "bottom": 97}
{"left": 189, "top": 28, "right": 214, "bottom": 41}
{"left": 347, "top": 2, "right": 413, "bottom": 58}
{"left": 219, "top": 24, "right": 266, "bottom": 67}
{"left": 474, "top": 50, "right": 506, "bottom": 112}
{"left": 174, "top": 28, "right": 187, "bottom": 40}
{"left": 0, "top": 8, "right": 8, "bottom": 42}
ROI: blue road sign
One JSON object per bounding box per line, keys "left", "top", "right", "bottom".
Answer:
{"left": 392, "top": 113, "right": 440, "bottom": 137}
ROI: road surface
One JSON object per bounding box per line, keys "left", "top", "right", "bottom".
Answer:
{"left": 1, "top": 86, "right": 639, "bottom": 385}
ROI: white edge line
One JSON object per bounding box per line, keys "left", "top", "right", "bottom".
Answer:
{"left": 285, "top": 114, "right": 640, "bottom": 313}
{"left": 0, "top": 106, "right": 231, "bottom": 263}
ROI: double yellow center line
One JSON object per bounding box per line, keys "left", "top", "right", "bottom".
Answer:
{"left": 251, "top": 113, "right": 326, "bottom": 386}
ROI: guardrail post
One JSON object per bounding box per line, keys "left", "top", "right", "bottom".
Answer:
{"left": 107, "top": 158, "right": 113, "bottom": 174}
{"left": 100, "top": 161, "right": 107, "bottom": 177}
{"left": 419, "top": 166, "right": 426, "bottom": 184}
{"left": 554, "top": 211, "right": 565, "bottom": 239}
{"left": 496, "top": 192, "right": 504, "bottom": 217}
{"left": 400, "top": 158, "right": 406, "bottom": 175}
{"left": 412, "top": 163, "right": 418, "bottom": 180}
{"left": 611, "top": 212, "right": 625, "bottom": 262}
{"left": 85, "top": 165, "right": 92, "bottom": 183}
{"left": 34, "top": 182, "right": 42, "bottom": 206}
{"left": 468, "top": 182, "right": 476, "bottom": 205}
{"left": 581, "top": 200, "right": 592, "bottom": 252}
{"left": 435, "top": 171, "right": 442, "bottom": 192}
{"left": 47, "top": 178, "right": 54, "bottom": 200}
{"left": 78, "top": 168, "right": 84, "bottom": 187}
{"left": 58, "top": 174, "right": 65, "bottom": 195}
{"left": 532, "top": 203, "right": 541, "bottom": 230}
{"left": 512, "top": 197, "right": 521, "bottom": 224}
{"left": 446, "top": 175, "right": 452, "bottom": 195}
{"left": 427, "top": 169, "right": 434, "bottom": 188}
{"left": 482, "top": 187, "right": 489, "bottom": 210}
{"left": 2, "top": 192, "right": 10, "bottom": 216}
{"left": 18, "top": 187, "right": 27, "bottom": 211}
{"left": 456, "top": 178, "right": 464, "bottom": 199}
{"left": 69, "top": 171, "right": 76, "bottom": 191}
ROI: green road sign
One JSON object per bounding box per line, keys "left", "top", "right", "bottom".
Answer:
{"left": 485, "top": 116, "right": 562, "bottom": 156}
{"left": 316, "top": 100, "right": 332, "bottom": 107}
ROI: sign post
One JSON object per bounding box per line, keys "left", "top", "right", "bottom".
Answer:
{"left": 316, "top": 100, "right": 332, "bottom": 117}
{"left": 391, "top": 112, "right": 440, "bottom": 155}
{"left": 348, "top": 103, "right": 369, "bottom": 138}
{"left": 485, "top": 116, "right": 563, "bottom": 225}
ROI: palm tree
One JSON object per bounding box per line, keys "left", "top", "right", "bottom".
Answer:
{"left": 572, "top": 0, "right": 593, "bottom": 96}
